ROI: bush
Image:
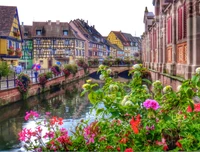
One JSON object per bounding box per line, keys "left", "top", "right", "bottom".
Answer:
{"left": 19, "top": 65, "right": 200, "bottom": 151}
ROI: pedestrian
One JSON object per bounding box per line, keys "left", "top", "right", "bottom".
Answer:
{"left": 15, "top": 63, "right": 22, "bottom": 75}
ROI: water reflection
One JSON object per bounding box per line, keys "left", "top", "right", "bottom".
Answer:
{"left": 0, "top": 77, "right": 129, "bottom": 151}
{"left": 0, "top": 78, "right": 91, "bottom": 151}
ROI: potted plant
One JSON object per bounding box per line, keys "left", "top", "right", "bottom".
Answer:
{"left": 38, "top": 72, "right": 52, "bottom": 92}
{"left": 51, "top": 65, "right": 61, "bottom": 76}
{"left": 16, "top": 48, "right": 22, "bottom": 57}
{"left": 7, "top": 46, "right": 15, "bottom": 55}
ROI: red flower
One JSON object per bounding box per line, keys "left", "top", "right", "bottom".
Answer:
{"left": 130, "top": 114, "right": 141, "bottom": 134}
{"left": 156, "top": 138, "right": 168, "bottom": 151}
{"left": 117, "top": 147, "right": 121, "bottom": 151}
{"left": 176, "top": 141, "right": 183, "bottom": 149}
{"left": 119, "top": 137, "right": 128, "bottom": 144}
{"left": 124, "top": 148, "right": 134, "bottom": 152}
{"left": 106, "top": 146, "right": 113, "bottom": 150}
{"left": 187, "top": 103, "right": 200, "bottom": 112}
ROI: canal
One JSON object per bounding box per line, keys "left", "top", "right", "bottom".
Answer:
{"left": 0, "top": 76, "right": 129, "bottom": 151}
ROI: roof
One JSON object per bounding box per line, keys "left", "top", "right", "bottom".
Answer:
{"left": 72, "top": 19, "right": 103, "bottom": 44}
{"left": 0, "top": 6, "right": 17, "bottom": 36}
{"left": 32, "top": 21, "right": 84, "bottom": 40}
{"left": 20, "top": 25, "right": 32, "bottom": 39}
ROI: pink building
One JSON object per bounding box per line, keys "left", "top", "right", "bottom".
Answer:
{"left": 142, "top": 0, "right": 200, "bottom": 80}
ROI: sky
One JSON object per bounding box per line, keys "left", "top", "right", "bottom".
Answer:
{"left": 1, "top": 0, "right": 154, "bottom": 37}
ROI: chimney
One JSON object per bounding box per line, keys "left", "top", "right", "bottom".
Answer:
{"left": 56, "top": 20, "right": 60, "bottom": 25}
{"left": 87, "top": 20, "right": 88, "bottom": 24}
{"left": 93, "top": 25, "right": 95, "bottom": 29}
{"left": 48, "top": 20, "right": 51, "bottom": 25}
{"left": 145, "top": 7, "right": 148, "bottom": 13}
{"left": 21, "top": 22, "right": 24, "bottom": 27}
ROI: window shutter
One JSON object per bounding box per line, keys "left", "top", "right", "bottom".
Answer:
{"left": 178, "top": 8, "right": 183, "bottom": 40}
{"left": 167, "top": 17, "right": 172, "bottom": 44}
{"left": 183, "top": 4, "right": 187, "bottom": 38}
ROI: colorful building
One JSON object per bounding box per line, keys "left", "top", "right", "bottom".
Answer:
{"left": 31, "top": 20, "right": 84, "bottom": 69}
{"left": 0, "top": 6, "right": 22, "bottom": 66}
{"left": 70, "top": 19, "right": 106, "bottom": 63}
{"left": 107, "top": 31, "right": 141, "bottom": 59}
{"left": 20, "top": 24, "right": 33, "bottom": 69}
{"left": 142, "top": 0, "right": 200, "bottom": 79}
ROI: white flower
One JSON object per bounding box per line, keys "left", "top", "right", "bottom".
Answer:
{"left": 99, "top": 64, "right": 104, "bottom": 70}
{"left": 109, "top": 84, "right": 119, "bottom": 91}
{"left": 177, "top": 85, "right": 182, "bottom": 91}
{"left": 152, "top": 80, "right": 161, "bottom": 87}
{"left": 124, "top": 100, "right": 133, "bottom": 106}
{"left": 195, "top": 67, "right": 200, "bottom": 75}
{"left": 99, "top": 74, "right": 105, "bottom": 80}
{"left": 133, "top": 64, "right": 141, "bottom": 69}
{"left": 163, "top": 85, "right": 172, "bottom": 93}
{"left": 107, "top": 68, "right": 112, "bottom": 74}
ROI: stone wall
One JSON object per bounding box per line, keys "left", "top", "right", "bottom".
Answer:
{"left": 0, "top": 69, "right": 85, "bottom": 106}
{"left": 149, "top": 70, "right": 183, "bottom": 91}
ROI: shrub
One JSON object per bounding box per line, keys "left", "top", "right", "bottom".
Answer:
{"left": 18, "top": 65, "right": 200, "bottom": 151}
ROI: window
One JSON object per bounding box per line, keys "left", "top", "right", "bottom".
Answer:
{"left": 24, "top": 33, "right": 28, "bottom": 37}
{"left": 178, "top": 3, "right": 187, "bottom": 40}
{"left": 63, "top": 30, "right": 68, "bottom": 36}
{"left": 36, "top": 30, "right": 42, "bottom": 35}
{"left": 79, "top": 50, "right": 81, "bottom": 56}
{"left": 82, "top": 42, "right": 84, "bottom": 48}
{"left": 65, "top": 40, "right": 69, "bottom": 45}
{"left": 36, "top": 40, "right": 41, "bottom": 45}
{"left": 40, "top": 60, "right": 43, "bottom": 65}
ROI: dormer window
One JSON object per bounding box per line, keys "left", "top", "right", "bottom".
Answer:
{"left": 36, "top": 30, "right": 42, "bottom": 35}
{"left": 24, "top": 32, "right": 28, "bottom": 37}
{"left": 63, "top": 30, "right": 68, "bottom": 36}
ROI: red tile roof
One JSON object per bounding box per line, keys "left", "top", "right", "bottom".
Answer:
{"left": 0, "top": 6, "right": 17, "bottom": 36}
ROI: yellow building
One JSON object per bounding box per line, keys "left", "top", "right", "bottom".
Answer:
{"left": 0, "top": 6, "right": 22, "bottom": 66}
{"left": 107, "top": 31, "right": 124, "bottom": 50}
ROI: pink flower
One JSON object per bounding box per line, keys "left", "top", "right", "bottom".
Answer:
{"left": 143, "top": 99, "right": 160, "bottom": 110}
{"left": 156, "top": 138, "right": 168, "bottom": 151}
{"left": 124, "top": 148, "right": 134, "bottom": 152}
{"left": 43, "top": 131, "right": 55, "bottom": 139}
{"left": 25, "top": 111, "right": 39, "bottom": 121}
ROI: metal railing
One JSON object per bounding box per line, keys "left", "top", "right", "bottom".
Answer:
{"left": 0, "top": 69, "right": 65, "bottom": 90}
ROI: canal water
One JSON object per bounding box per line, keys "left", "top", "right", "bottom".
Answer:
{"left": 0, "top": 77, "right": 129, "bottom": 151}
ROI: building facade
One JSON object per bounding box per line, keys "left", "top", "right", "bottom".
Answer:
{"left": 0, "top": 6, "right": 22, "bottom": 66}
{"left": 31, "top": 20, "right": 85, "bottom": 69}
{"left": 70, "top": 19, "right": 108, "bottom": 63}
{"left": 20, "top": 25, "right": 33, "bottom": 69}
{"left": 107, "top": 31, "right": 141, "bottom": 59}
{"left": 142, "top": 0, "right": 200, "bottom": 79}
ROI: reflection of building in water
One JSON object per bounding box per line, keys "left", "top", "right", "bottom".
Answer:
{"left": 0, "top": 118, "right": 23, "bottom": 149}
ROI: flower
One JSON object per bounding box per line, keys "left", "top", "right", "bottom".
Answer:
{"left": 143, "top": 99, "right": 160, "bottom": 110}
{"left": 125, "top": 100, "right": 133, "bottom": 106}
{"left": 177, "top": 85, "right": 182, "bottom": 91}
{"left": 119, "top": 137, "right": 128, "bottom": 144}
{"left": 82, "top": 84, "right": 90, "bottom": 90}
{"left": 156, "top": 138, "right": 168, "bottom": 151}
{"left": 175, "top": 141, "right": 183, "bottom": 149}
{"left": 99, "top": 64, "right": 104, "bottom": 70}
{"left": 124, "top": 148, "right": 134, "bottom": 152}
{"left": 86, "top": 79, "right": 92, "bottom": 83}
{"left": 109, "top": 84, "right": 119, "bottom": 91}
{"left": 187, "top": 103, "right": 200, "bottom": 112}
{"left": 195, "top": 67, "right": 200, "bottom": 75}
{"left": 152, "top": 80, "right": 162, "bottom": 87}
{"left": 99, "top": 74, "right": 105, "bottom": 80}
{"left": 132, "top": 64, "right": 141, "bottom": 69}
{"left": 130, "top": 114, "right": 141, "bottom": 134}
{"left": 163, "top": 85, "right": 172, "bottom": 93}
{"left": 25, "top": 111, "right": 39, "bottom": 120}
{"left": 107, "top": 68, "right": 112, "bottom": 74}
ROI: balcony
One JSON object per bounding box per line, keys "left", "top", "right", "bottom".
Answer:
{"left": 54, "top": 54, "right": 70, "bottom": 61}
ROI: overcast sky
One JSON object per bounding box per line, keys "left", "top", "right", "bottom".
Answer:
{"left": 1, "top": 0, "right": 154, "bottom": 37}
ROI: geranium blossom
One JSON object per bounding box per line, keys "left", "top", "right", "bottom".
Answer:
{"left": 156, "top": 138, "right": 168, "bottom": 151}
{"left": 143, "top": 99, "right": 160, "bottom": 110}
{"left": 124, "top": 148, "right": 134, "bottom": 152}
{"left": 25, "top": 111, "right": 39, "bottom": 120}
{"left": 130, "top": 114, "right": 141, "bottom": 134}
{"left": 187, "top": 103, "right": 200, "bottom": 112}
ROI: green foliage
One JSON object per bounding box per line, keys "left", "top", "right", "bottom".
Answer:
{"left": 19, "top": 64, "right": 200, "bottom": 151}
{"left": 0, "top": 61, "right": 12, "bottom": 78}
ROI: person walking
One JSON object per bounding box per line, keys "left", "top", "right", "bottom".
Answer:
{"left": 15, "top": 63, "right": 22, "bottom": 75}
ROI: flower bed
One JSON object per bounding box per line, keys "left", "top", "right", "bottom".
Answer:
{"left": 15, "top": 73, "right": 31, "bottom": 99}
{"left": 18, "top": 64, "right": 200, "bottom": 151}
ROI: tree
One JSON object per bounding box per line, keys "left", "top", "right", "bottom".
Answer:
{"left": 0, "top": 62, "right": 12, "bottom": 89}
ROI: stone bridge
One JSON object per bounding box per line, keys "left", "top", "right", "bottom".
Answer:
{"left": 88, "top": 66, "right": 132, "bottom": 79}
